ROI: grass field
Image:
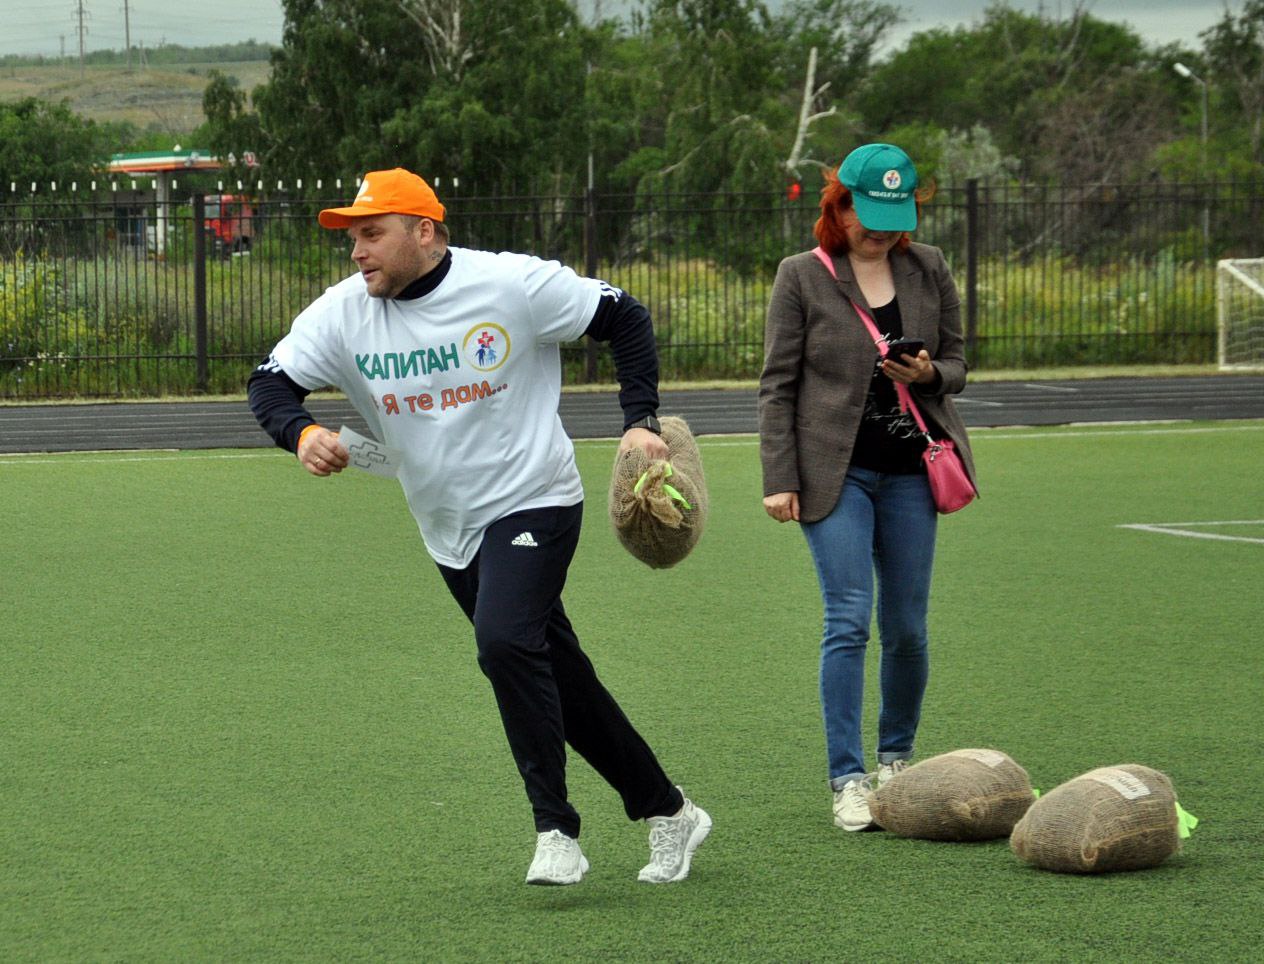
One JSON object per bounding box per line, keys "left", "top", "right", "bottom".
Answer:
{"left": 0, "top": 61, "right": 271, "bottom": 131}
{"left": 3, "top": 421, "right": 1262, "bottom": 961}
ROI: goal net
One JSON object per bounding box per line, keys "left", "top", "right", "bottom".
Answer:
{"left": 1217, "top": 258, "right": 1264, "bottom": 371}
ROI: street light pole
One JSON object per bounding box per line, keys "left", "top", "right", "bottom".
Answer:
{"left": 1174, "top": 62, "right": 1210, "bottom": 260}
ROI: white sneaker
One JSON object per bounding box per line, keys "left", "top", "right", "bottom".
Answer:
{"left": 525, "top": 829, "right": 589, "bottom": 885}
{"left": 638, "top": 793, "right": 712, "bottom": 883}
{"left": 832, "top": 777, "right": 876, "bottom": 831}
{"left": 877, "top": 759, "right": 909, "bottom": 786}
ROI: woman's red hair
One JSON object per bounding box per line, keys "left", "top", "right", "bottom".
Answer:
{"left": 812, "top": 168, "right": 933, "bottom": 256}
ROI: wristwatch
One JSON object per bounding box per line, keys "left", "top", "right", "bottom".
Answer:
{"left": 625, "top": 415, "right": 661, "bottom": 435}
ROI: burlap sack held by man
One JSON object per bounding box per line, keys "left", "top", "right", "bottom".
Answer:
{"left": 609, "top": 415, "right": 708, "bottom": 569}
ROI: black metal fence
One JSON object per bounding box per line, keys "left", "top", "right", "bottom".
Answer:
{"left": 2, "top": 179, "right": 1260, "bottom": 398}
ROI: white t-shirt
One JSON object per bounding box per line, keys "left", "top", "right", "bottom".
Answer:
{"left": 271, "top": 247, "right": 606, "bottom": 567}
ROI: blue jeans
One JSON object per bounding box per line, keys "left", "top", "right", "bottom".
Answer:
{"left": 801, "top": 467, "right": 938, "bottom": 790}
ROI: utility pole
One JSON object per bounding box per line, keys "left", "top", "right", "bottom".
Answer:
{"left": 123, "top": 0, "right": 131, "bottom": 71}
{"left": 1174, "top": 62, "right": 1211, "bottom": 261}
{"left": 73, "top": 0, "right": 89, "bottom": 76}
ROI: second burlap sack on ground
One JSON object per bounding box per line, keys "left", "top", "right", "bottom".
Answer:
{"left": 869, "top": 748, "right": 1036, "bottom": 841}
{"left": 1010, "top": 764, "right": 1182, "bottom": 873}
{"left": 608, "top": 415, "right": 708, "bottom": 569}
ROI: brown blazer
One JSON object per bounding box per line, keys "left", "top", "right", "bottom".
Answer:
{"left": 758, "top": 242, "right": 978, "bottom": 523}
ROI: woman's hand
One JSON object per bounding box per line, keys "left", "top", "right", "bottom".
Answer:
{"left": 763, "top": 491, "right": 800, "bottom": 523}
{"left": 882, "top": 349, "right": 936, "bottom": 385}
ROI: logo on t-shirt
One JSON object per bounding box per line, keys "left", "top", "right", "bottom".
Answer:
{"left": 463, "top": 323, "right": 511, "bottom": 372}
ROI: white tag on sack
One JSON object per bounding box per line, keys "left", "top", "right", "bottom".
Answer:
{"left": 948, "top": 749, "right": 1008, "bottom": 768}
{"left": 1086, "top": 768, "right": 1153, "bottom": 800}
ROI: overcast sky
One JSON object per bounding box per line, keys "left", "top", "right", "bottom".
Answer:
{"left": 0, "top": 0, "right": 1236, "bottom": 59}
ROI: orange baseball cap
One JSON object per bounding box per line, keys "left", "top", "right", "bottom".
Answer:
{"left": 318, "top": 168, "right": 446, "bottom": 228}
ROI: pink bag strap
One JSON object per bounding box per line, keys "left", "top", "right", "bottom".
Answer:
{"left": 811, "top": 246, "right": 932, "bottom": 438}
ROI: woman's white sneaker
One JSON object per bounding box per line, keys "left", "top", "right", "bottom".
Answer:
{"left": 877, "top": 759, "right": 909, "bottom": 786}
{"left": 832, "top": 778, "right": 876, "bottom": 831}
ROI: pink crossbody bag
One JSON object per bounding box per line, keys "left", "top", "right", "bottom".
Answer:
{"left": 812, "top": 246, "right": 977, "bottom": 514}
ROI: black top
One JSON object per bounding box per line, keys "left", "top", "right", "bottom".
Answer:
{"left": 847, "top": 298, "right": 928, "bottom": 475}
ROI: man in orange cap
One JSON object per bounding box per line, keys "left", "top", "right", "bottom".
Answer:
{"left": 248, "top": 168, "right": 710, "bottom": 886}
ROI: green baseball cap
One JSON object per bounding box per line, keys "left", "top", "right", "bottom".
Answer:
{"left": 838, "top": 143, "right": 919, "bottom": 232}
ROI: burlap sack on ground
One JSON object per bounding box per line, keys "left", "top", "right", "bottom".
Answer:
{"left": 868, "top": 748, "right": 1036, "bottom": 841}
{"left": 608, "top": 416, "right": 708, "bottom": 569}
{"left": 1010, "top": 764, "right": 1181, "bottom": 873}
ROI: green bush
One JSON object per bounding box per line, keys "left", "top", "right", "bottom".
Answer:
{"left": 0, "top": 256, "right": 96, "bottom": 387}
{"left": 970, "top": 251, "right": 1215, "bottom": 367}
{"left": 0, "top": 246, "right": 1222, "bottom": 397}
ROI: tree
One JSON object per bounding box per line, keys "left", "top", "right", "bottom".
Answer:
{"left": 381, "top": 0, "right": 591, "bottom": 191}
{"left": 197, "top": 71, "right": 265, "bottom": 183}
{"left": 0, "top": 98, "right": 120, "bottom": 183}
{"left": 932, "top": 124, "right": 1018, "bottom": 185}
{"left": 768, "top": 0, "right": 899, "bottom": 117}
{"left": 398, "top": 0, "right": 475, "bottom": 80}
{"left": 770, "top": 0, "right": 900, "bottom": 180}
{"left": 581, "top": 22, "right": 671, "bottom": 192}
{"left": 638, "top": 0, "right": 780, "bottom": 190}
{"left": 1201, "top": 0, "right": 1264, "bottom": 165}
{"left": 855, "top": 4, "right": 1178, "bottom": 182}
{"left": 1030, "top": 68, "right": 1175, "bottom": 184}
{"left": 249, "top": 0, "right": 593, "bottom": 191}
{"left": 624, "top": 0, "right": 898, "bottom": 194}
{"left": 252, "top": 0, "right": 432, "bottom": 178}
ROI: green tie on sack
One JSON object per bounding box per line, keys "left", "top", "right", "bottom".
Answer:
{"left": 1010, "top": 764, "right": 1196, "bottom": 873}
{"left": 608, "top": 416, "right": 708, "bottom": 569}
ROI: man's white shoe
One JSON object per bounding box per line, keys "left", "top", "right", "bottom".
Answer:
{"left": 832, "top": 777, "right": 876, "bottom": 831}
{"left": 877, "top": 759, "right": 909, "bottom": 786}
{"left": 638, "top": 794, "right": 712, "bottom": 883}
{"left": 525, "top": 829, "right": 589, "bottom": 885}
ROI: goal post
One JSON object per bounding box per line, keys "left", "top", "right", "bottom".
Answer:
{"left": 1217, "top": 258, "right": 1264, "bottom": 371}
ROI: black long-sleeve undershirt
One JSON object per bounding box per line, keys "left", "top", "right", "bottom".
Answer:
{"left": 247, "top": 363, "right": 315, "bottom": 453}
{"left": 583, "top": 288, "right": 659, "bottom": 431}
{"left": 247, "top": 264, "right": 660, "bottom": 452}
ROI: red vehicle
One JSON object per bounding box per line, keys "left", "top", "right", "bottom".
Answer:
{"left": 204, "top": 195, "right": 256, "bottom": 255}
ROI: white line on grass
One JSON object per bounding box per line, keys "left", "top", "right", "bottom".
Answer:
{"left": 1020, "top": 383, "right": 1081, "bottom": 392}
{"left": 1, "top": 421, "right": 1260, "bottom": 466}
{"left": 978, "top": 423, "right": 1264, "bottom": 441}
{"left": 1118, "top": 521, "right": 1264, "bottom": 545}
{"left": 0, "top": 451, "right": 288, "bottom": 466}
{"left": 674, "top": 423, "right": 1264, "bottom": 446}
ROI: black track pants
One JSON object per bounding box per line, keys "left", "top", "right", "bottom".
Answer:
{"left": 437, "top": 502, "right": 682, "bottom": 837}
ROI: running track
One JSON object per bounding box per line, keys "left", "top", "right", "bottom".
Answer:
{"left": 1, "top": 375, "right": 1262, "bottom": 454}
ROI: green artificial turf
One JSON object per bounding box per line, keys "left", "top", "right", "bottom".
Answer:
{"left": 2, "top": 421, "right": 1262, "bottom": 961}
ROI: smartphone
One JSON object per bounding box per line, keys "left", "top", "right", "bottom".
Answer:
{"left": 884, "top": 338, "right": 925, "bottom": 364}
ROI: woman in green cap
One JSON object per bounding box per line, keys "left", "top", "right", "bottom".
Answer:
{"left": 757, "top": 143, "right": 977, "bottom": 833}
